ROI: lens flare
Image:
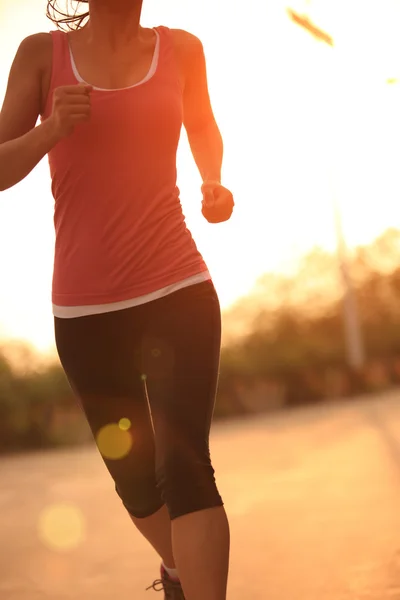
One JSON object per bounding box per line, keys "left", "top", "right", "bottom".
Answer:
{"left": 118, "top": 417, "right": 131, "bottom": 431}
{"left": 96, "top": 423, "right": 132, "bottom": 460}
{"left": 37, "top": 503, "right": 85, "bottom": 552}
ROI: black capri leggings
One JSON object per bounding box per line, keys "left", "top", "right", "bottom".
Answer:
{"left": 54, "top": 280, "right": 224, "bottom": 520}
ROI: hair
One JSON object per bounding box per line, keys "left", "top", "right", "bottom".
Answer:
{"left": 46, "top": 0, "right": 89, "bottom": 31}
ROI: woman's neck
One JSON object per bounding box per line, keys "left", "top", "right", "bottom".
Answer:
{"left": 86, "top": 0, "right": 144, "bottom": 49}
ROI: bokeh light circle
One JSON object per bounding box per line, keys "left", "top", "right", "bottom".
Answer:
{"left": 118, "top": 418, "right": 131, "bottom": 431}
{"left": 37, "top": 503, "right": 85, "bottom": 552}
{"left": 96, "top": 423, "right": 132, "bottom": 460}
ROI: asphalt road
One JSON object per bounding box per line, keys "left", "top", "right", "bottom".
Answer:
{"left": 1, "top": 390, "right": 400, "bottom": 600}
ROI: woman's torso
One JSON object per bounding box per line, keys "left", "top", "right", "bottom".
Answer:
{"left": 37, "top": 26, "right": 209, "bottom": 315}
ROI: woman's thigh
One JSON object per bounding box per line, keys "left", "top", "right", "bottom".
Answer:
{"left": 142, "top": 281, "right": 222, "bottom": 471}
{"left": 54, "top": 309, "right": 161, "bottom": 515}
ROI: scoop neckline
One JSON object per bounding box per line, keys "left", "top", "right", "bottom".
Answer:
{"left": 66, "top": 28, "right": 160, "bottom": 92}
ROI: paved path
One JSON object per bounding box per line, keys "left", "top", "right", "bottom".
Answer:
{"left": 1, "top": 390, "right": 400, "bottom": 599}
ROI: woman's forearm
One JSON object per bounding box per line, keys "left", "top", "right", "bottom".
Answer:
{"left": 187, "top": 120, "right": 223, "bottom": 184}
{"left": 0, "top": 120, "right": 59, "bottom": 192}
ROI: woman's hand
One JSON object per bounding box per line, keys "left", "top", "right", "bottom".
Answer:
{"left": 201, "top": 181, "right": 234, "bottom": 223}
{"left": 48, "top": 84, "right": 93, "bottom": 140}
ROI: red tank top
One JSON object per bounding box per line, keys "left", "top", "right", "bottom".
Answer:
{"left": 42, "top": 26, "right": 208, "bottom": 308}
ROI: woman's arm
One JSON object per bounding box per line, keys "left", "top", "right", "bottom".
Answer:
{"left": 173, "top": 29, "right": 223, "bottom": 184}
{"left": 0, "top": 34, "right": 58, "bottom": 192}
{"left": 173, "top": 29, "right": 234, "bottom": 223}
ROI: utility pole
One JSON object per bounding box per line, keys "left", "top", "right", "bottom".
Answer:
{"left": 286, "top": 5, "right": 365, "bottom": 370}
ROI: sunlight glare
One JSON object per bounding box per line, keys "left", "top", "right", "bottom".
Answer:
{"left": 0, "top": 0, "right": 399, "bottom": 351}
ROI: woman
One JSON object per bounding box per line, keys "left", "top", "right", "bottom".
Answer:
{"left": 0, "top": 0, "right": 234, "bottom": 599}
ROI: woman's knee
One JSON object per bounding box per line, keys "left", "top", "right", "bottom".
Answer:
{"left": 156, "top": 451, "right": 223, "bottom": 520}
{"left": 116, "top": 478, "right": 164, "bottom": 519}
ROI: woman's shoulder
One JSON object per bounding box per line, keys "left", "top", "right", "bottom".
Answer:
{"left": 19, "top": 33, "right": 54, "bottom": 111}
{"left": 167, "top": 28, "right": 205, "bottom": 74}
{"left": 14, "top": 32, "right": 53, "bottom": 78}
{"left": 168, "top": 28, "right": 203, "bottom": 51}
{"left": 17, "top": 32, "right": 53, "bottom": 59}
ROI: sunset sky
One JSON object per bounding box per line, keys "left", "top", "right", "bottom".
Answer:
{"left": 0, "top": 0, "right": 399, "bottom": 354}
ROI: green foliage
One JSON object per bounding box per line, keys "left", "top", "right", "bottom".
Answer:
{"left": 220, "top": 228, "right": 400, "bottom": 407}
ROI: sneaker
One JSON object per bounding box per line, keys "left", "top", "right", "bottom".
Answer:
{"left": 146, "top": 565, "right": 186, "bottom": 600}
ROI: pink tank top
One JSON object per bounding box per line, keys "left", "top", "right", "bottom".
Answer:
{"left": 42, "top": 26, "right": 208, "bottom": 309}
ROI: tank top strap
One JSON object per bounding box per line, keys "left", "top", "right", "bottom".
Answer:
{"left": 42, "top": 30, "right": 77, "bottom": 119}
{"left": 51, "top": 30, "right": 70, "bottom": 69}
{"left": 154, "top": 26, "right": 182, "bottom": 91}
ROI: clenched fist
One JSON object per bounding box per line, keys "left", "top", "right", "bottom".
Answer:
{"left": 201, "top": 181, "right": 234, "bottom": 224}
{"left": 48, "top": 84, "right": 92, "bottom": 140}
